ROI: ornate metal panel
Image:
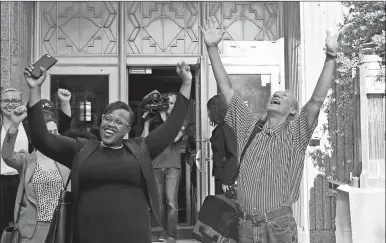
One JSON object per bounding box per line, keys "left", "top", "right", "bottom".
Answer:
{"left": 126, "top": 2, "right": 199, "bottom": 54}
{"left": 208, "top": 2, "right": 280, "bottom": 52}
{"left": 41, "top": 2, "right": 118, "bottom": 55}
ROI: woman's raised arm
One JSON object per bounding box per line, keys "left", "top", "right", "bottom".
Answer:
{"left": 24, "top": 65, "right": 81, "bottom": 168}
{"left": 145, "top": 62, "right": 192, "bottom": 160}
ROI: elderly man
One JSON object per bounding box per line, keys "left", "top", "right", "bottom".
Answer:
{"left": 0, "top": 87, "right": 72, "bottom": 232}
{"left": 200, "top": 19, "right": 350, "bottom": 243}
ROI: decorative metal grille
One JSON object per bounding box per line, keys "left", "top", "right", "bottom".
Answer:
{"left": 125, "top": 2, "right": 279, "bottom": 55}
{"left": 41, "top": 2, "right": 118, "bottom": 55}
{"left": 208, "top": 2, "right": 280, "bottom": 53}
{"left": 126, "top": 2, "right": 199, "bottom": 54}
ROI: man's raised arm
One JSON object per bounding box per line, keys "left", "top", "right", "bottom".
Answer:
{"left": 307, "top": 24, "right": 352, "bottom": 128}
{"left": 200, "top": 19, "right": 234, "bottom": 105}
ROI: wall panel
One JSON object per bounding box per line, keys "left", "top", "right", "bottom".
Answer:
{"left": 41, "top": 1, "right": 118, "bottom": 55}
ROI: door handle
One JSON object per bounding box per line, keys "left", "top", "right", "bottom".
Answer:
{"left": 195, "top": 149, "right": 202, "bottom": 170}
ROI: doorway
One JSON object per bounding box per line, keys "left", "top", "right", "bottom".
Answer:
{"left": 128, "top": 66, "right": 197, "bottom": 234}
{"left": 50, "top": 75, "right": 109, "bottom": 134}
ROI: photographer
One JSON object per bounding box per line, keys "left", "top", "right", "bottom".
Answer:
{"left": 141, "top": 91, "right": 187, "bottom": 243}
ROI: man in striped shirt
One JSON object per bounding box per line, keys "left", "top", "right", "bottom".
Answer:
{"left": 200, "top": 20, "right": 351, "bottom": 243}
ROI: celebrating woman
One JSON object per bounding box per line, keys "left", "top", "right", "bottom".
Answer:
{"left": 207, "top": 95, "right": 238, "bottom": 195}
{"left": 2, "top": 89, "right": 72, "bottom": 243}
{"left": 23, "top": 62, "right": 192, "bottom": 243}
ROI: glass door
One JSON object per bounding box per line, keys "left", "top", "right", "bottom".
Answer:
{"left": 43, "top": 66, "right": 119, "bottom": 132}
{"left": 197, "top": 52, "right": 283, "bottom": 209}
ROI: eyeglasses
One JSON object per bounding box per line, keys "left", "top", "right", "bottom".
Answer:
{"left": 102, "top": 114, "right": 130, "bottom": 128}
{"left": 1, "top": 99, "right": 22, "bottom": 106}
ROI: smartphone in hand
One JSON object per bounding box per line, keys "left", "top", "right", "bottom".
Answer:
{"left": 31, "top": 54, "right": 58, "bottom": 79}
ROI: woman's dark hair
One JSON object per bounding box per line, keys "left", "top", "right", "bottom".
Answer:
{"left": 43, "top": 110, "right": 58, "bottom": 124}
{"left": 207, "top": 95, "right": 227, "bottom": 126}
{"left": 102, "top": 101, "right": 135, "bottom": 126}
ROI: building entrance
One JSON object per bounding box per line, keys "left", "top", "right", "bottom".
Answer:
{"left": 128, "top": 66, "right": 198, "bottom": 238}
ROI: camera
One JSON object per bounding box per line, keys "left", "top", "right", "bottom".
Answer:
{"left": 141, "top": 92, "right": 170, "bottom": 121}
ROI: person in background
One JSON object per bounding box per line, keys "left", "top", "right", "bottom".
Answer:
{"left": 1, "top": 89, "right": 72, "bottom": 243}
{"left": 141, "top": 92, "right": 187, "bottom": 243}
{"left": 24, "top": 61, "right": 192, "bottom": 243}
{"left": 207, "top": 95, "right": 237, "bottom": 195}
{"left": 0, "top": 88, "right": 71, "bottom": 232}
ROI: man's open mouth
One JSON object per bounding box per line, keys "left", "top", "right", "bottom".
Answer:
{"left": 271, "top": 98, "right": 281, "bottom": 105}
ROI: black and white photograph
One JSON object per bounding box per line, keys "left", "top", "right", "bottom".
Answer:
{"left": 0, "top": 1, "right": 385, "bottom": 243}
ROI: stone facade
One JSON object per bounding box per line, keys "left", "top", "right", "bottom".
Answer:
{"left": 0, "top": 1, "right": 33, "bottom": 102}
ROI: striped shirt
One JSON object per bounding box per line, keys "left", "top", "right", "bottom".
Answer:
{"left": 225, "top": 92, "right": 319, "bottom": 214}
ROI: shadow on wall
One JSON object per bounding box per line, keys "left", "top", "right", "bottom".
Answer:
{"left": 309, "top": 174, "right": 337, "bottom": 243}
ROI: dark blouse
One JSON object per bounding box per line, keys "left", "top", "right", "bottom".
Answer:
{"left": 210, "top": 123, "right": 238, "bottom": 185}
{"left": 77, "top": 146, "right": 150, "bottom": 243}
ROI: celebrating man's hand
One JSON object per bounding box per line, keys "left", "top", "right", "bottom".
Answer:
{"left": 325, "top": 23, "right": 353, "bottom": 56}
{"left": 199, "top": 19, "right": 225, "bottom": 48}
{"left": 24, "top": 64, "right": 47, "bottom": 88}
{"left": 58, "top": 88, "right": 71, "bottom": 103}
{"left": 10, "top": 105, "right": 27, "bottom": 125}
{"left": 176, "top": 61, "right": 192, "bottom": 84}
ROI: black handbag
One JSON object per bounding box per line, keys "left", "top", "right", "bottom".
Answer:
{"left": 45, "top": 173, "right": 73, "bottom": 243}
{"left": 193, "top": 121, "right": 263, "bottom": 243}
{"left": 0, "top": 180, "right": 25, "bottom": 243}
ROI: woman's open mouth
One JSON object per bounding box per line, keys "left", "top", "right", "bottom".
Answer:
{"left": 104, "top": 128, "right": 116, "bottom": 136}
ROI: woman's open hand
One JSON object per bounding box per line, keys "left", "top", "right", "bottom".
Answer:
{"left": 24, "top": 64, "right": 47, "bottom": 88}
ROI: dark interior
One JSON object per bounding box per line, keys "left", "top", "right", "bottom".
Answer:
{"left": 50, "top": 75, "right": 109, "bottom": 132}
{"left": 128, "top": 66, "right": 196, "bottom": 228}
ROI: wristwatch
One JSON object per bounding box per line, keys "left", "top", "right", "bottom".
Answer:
{"left": 326, "top": 52, "right": 337, "bottom": 59}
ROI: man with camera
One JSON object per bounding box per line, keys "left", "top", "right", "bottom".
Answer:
{"left": 141, "top": 90, "right": 187, "bottom": 243}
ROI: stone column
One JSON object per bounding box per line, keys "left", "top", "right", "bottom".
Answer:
{"left": 357, "top": 43, "right": 385, "bottom": 188}
{"left": 1, "top": 1, "right": 33, "bottom": 102}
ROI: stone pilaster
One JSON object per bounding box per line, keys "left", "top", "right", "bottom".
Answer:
{"left": 1, "top": 1, "right": 33, "bottom": 102}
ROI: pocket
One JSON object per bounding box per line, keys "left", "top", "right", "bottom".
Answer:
{"left": 267, "top": 214, "right": 297, "bottom": 243}
{"left": 268, "top": 214, "right": 295, "bottom": 230}
{"left": 237, "top": 220, "right": 254, "bottom": 243}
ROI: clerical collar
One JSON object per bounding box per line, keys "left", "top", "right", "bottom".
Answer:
{"left": 100, "top": 142, "right": 123, "bottom": 150}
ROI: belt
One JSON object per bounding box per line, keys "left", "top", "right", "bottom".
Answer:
{"left": 240, "top": 206, "right": 292, "bottom": 224}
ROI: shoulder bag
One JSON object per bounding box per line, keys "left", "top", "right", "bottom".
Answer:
{"left": 193, "top": 120, "right": 264, "bottom": 243}
{"left": 44, "top": 171, "right": 73, "bottom": 243}
{"left": 0, "top": 178, "right": 25, "bottom": 243}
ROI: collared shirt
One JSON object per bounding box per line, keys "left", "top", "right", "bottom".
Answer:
{"left": 1, "top": 124, "right": 28, "bottom": 175}
{"left": 225, "top": 92, "right": 319, "bottom": 214}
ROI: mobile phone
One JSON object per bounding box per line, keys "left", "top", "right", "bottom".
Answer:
{"left": 31, "top": 54, "right": 58, "bottom": 79}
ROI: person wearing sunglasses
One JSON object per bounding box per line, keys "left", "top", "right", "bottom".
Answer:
{"left": 0, "top": 88, "right": 72, "bottom": 233}
{"left": 23, "top": 61, "right": 192, "bottom": 243}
